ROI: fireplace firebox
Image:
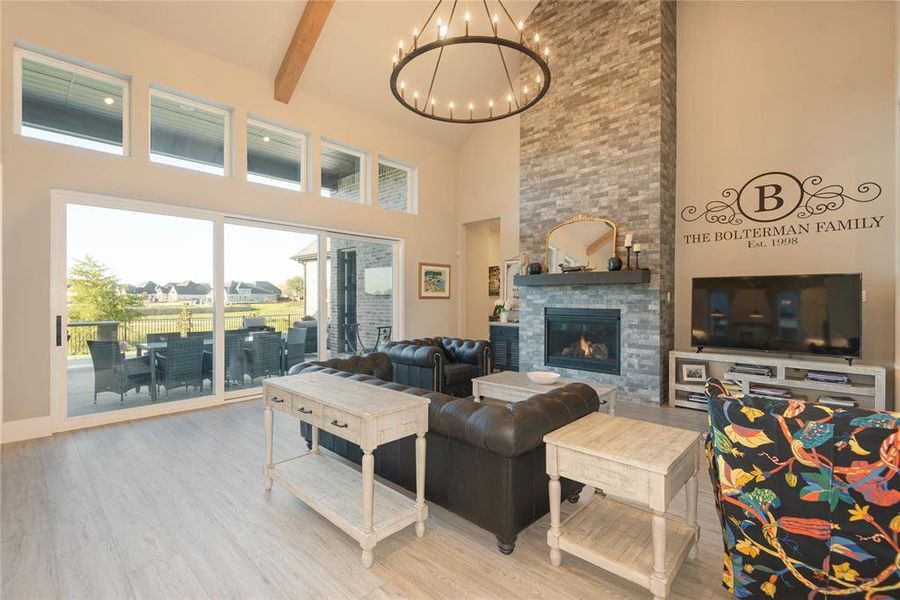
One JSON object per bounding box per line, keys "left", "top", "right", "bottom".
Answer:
{"left": 544, "top": 308, "right": 621, "bottom": 375}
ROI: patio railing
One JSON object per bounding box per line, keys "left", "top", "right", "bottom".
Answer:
{"left": 67, "top": 314, "right": 303, "bottom": 355}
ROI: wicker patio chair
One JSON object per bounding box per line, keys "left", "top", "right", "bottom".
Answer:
{"left": 245, "top": 332, "right": 283, "bottom": 382}
{"left": 87, "top": 340, "right": 151, "bottom": 405}
{"left": 155, "top": 337, "right": 204, "bottom": 399}
{"left": 284, "top": 327, "right": 307, "bottom": 373}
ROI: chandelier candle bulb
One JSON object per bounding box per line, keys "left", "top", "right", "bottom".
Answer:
{"left": 398, "top": 40, "right": 404, "bottom": 59}
{"left": 468, "top": 102, "right": 474, "bottom": 120}
{"left": 449, "top": 101, "right": 454, "bottom": 119}
{"left": 507, "top": 93, "right": 513, "bottom": 112}
{"left": 413, "top": 90, "right": 419, "bottom": 109}
{"left": 400, "top": 81, "right": 405, "bottom": 99}
{"left": 488, "top": 99, "right": 494, "bottom": 117}
{"left": 413, "top": 27, "right": 418, "bottom": 49}
{"left": 430, "top": 97, "right": 435, "bottom": 115}
{"left": 464, "top": 12, "right": 469, "bottom": 36}
{"left": 493, "top": 14, "right": 499, "bottom": 36}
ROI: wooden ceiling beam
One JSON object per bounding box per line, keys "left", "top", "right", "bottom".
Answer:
{"left": 274, "top": 0, "right": 335, "bottom": 104}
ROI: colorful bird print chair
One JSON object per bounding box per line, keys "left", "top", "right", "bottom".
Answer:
{"left": 705, "top": 378, "right": 899, "bottom": 599}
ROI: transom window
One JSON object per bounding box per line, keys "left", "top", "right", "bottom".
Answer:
{"left": 247, "top": 118, "right": 306, "bottom": 192}
{"left": 150, "top": 88, "right": 230, "bottom": 176}
{"left": 378, "top": 157, "right": 417, "bottom": 214}
{"left": 320, "top": 140, "right": 368, "bottom": 203}
{"left": 15, "top": 47, "right": 129, "bottom": 155}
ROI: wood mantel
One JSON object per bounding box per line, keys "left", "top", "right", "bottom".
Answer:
{"left": 514, "top": 270, "right": 651, "bottom": 286}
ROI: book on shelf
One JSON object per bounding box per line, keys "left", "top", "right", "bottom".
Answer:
{"left": 805, "top": 371, "right": 851, "bottom": 385}
{"left": 817, "top": 395, "right": 858, "bottom": 408}
{"left": 750, "top": 384, "right": 792, "bottom": 398}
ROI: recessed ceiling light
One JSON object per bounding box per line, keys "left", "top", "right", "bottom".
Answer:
{"left": 263, "top": 136, "right": 271, "bottom": 143}
{"left": 103, "top": 97, "right": 114, "bottom": 105}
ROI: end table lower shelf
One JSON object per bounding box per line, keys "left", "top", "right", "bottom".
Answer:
{"left": 548, "top": 496, "right": 697, "bottom": 592}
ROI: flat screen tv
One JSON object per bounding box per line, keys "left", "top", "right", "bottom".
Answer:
{"left": 691, "top": 274, "right": 862, "bottom": 358}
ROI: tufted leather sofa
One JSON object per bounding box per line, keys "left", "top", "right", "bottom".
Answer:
{"left": 288, "top": 353, "right": 599, "bottom": 554}
{"left": 380, "top": 336, "right": 492, "bottom": 396}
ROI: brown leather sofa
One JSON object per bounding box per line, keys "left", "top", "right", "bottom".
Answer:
{"left": 288, "top": 353, "right": 599, "bottom": 554}
{"left": 380, "top": 336, "right": 492, "bottom": 396}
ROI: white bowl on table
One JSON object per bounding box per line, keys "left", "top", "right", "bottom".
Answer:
{"left": 527, "top": 371, "right": 561, "bottom": 385}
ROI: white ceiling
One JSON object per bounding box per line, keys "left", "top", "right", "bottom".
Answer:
{"left": 79, "top": 0, "right": 540, "bottom": 149}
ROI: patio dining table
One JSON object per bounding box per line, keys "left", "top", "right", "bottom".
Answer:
{"left": 135, "top": 333, "right": 285, "bottom": 401}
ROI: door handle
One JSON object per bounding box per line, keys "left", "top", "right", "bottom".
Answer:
{"left": 56, "top": 315, "right": 62, "bottom": 347}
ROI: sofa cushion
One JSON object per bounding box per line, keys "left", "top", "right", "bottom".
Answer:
{"left": 444, "top": 362, "right": 479, "bottom": 386}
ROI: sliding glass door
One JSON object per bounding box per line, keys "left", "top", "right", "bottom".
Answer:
{"left": 51, "top": 191, "right": 402, "bottom": 429}
{"left": 326, "top": 235, "right": 397, "bottom": 357}
{"left": 223, "top": 220, "right": 321, "bottom": 391}
{"left": 63, "top": 203, "right": 216, "bottom": 417}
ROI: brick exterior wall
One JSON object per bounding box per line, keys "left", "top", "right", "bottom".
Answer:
{"left": 518, "top": 0, "right": 676, "bottom": 403}
{"left": 334, "top": 172, "right": 360, "bottom": 203}
{"left": 327, "top": 239, "right": 393, "bottom": 354}
{"left": 378, "top": 162, "right": 409, "bottom": 212}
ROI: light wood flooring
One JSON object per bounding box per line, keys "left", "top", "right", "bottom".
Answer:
{"left": 2, "top": 399, "right": 729, "bottom": 600}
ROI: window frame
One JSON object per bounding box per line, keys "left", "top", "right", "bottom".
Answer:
{"left": 319, "top": 138, "right": 370, "bottom": 204}
{"left": 148, "top": 86, "right": 232, "bottom": 177}
{"left": 13, "top": 45, "right": 131, "bottom": 156}
{"left": 246, "top": 116, "right": 308, "bottom": 192}
{"left": 377, "top": 156, "right": 418, "bottom": 214}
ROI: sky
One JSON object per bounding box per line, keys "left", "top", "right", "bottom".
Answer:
{"left": 67, "top": 204, "right": 318, "bottom": 286}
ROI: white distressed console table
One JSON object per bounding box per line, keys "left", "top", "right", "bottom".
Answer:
{"left": 263, "top": 371, "right": 429, "bottom": 568}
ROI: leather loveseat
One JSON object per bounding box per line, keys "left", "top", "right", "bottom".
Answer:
{"left": 288, "top": 353, "right": 599, "bottom": 554}
{"left": 380, "top": 336, "right": 492, "bottom": 396}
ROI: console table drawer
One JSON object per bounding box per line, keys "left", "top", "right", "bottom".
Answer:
{"left": 266, "top": 388, "right": 292, "bottom": 415}
{"left": 321, "top": 406, "right": 362, "bottom": 442}
{"left": 291, "top": 395, "right": 322, "bottom": 426}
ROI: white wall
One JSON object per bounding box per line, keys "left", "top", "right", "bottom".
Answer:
{"left": 463, "top": 219, "right": 501, "bottom": 340}
{"left": 1, "top": 1, "right": 461, "bottom": 424}
{"left": 676, "top": 1, "right": 896, "bottom": 393}
{"left": 457, "top": 117, "right": 520, "bottom": 336}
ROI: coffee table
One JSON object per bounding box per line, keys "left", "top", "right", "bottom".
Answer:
{"left": 544, "top": 412, "right": 701, "bottom": 600}
{"left": 472, "top": 371, "right": 616, "bottom": 414}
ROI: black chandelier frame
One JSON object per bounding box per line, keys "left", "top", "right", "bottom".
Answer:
{"left": 389, "top": 0, "right": 552, "bottom": 125}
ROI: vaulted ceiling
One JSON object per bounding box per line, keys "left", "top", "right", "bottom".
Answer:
{"left": 78, "top": 0, "right": 539, "bottom": 149}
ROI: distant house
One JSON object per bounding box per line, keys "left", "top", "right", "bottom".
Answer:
{"left": 222, "top": 281, "right": 282, "bottom": 304}
{"left": 157, "top": 281, "right": 211, "bottom": 304}
{"left": 123, "top": 281, "right": 158, "bottom": 297}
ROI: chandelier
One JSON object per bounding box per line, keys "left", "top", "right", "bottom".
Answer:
{"left": 389, "top": 0, "right": 551, "bottom": 124}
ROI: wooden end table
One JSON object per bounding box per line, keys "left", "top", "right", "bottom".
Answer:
{"left": 263, "top": 371, "right": 429, "bottom": 568}
{"left": 472, "top": 370, "right": 616, "bottom": 414}
{"left": 544, "top": 412, "right": 701, "bottom": 600}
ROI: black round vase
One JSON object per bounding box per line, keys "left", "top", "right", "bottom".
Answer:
{"left": 527, "top": 262, "right": 543, "bottom": 275}
{"left": 607, "top": 256, "right": 623, "bottom": 272}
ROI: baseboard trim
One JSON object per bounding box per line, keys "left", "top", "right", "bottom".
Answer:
{"left": 2, "top": 415, "right": 53, "bottom": 444}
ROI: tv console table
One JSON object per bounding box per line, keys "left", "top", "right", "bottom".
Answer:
{"left": 668, "top": 350, "right": 887, "bottom": 411}
{"left": 263, "top": 371, "right": 429, "bottom": 568}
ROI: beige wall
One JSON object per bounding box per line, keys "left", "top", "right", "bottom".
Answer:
{"left": 676, "top": 2, "right": 896, "bottom": 391}
{"left": 463, "top": 219, "right": 501, "bottom": 340}
{"left": 457, "top": 117, "right": 519, "bottom": 336}
{"left": 1, "top": 1, "right": 461, "bottom": 423}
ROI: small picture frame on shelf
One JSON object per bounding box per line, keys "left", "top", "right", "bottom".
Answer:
{"left": 681, "top": 363, "right": 708, "bottom": 383}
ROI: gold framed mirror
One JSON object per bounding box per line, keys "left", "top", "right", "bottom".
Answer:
{"left": 544, "top": 215, "right": 618, "bottom": 273}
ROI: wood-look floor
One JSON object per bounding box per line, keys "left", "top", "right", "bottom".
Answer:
{"left": 1, "top": 399, "right": 730, "bottom": 600}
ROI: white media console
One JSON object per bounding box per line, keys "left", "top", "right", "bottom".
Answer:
{"left": 668, "top": 350, "right": 887, "bottom": 412}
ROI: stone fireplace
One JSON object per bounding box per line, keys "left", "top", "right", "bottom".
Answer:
{"left": 544, "top": 308, "right": 620, "bottom": 375}
{"left": 517, "top": 0, "right": 676, "bottom": 403}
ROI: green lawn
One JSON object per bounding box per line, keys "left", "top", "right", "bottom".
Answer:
{"left": 132, "top": 301, "right": 307, "bottom": 319}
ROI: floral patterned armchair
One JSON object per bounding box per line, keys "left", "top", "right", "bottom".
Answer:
{"left": 705, "top": 378, "right": 899, "bottom": 599}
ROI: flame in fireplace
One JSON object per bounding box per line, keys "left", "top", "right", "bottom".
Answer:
{"left": 578, "top": 335, "right": 591, "bottom": 356}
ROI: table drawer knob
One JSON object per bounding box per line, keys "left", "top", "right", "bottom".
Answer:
{"left": 330, "top": 419, "right": 348, "bottom": 428}
{"left": 271, "top": 397, "right": 284, "bottom": 404}
{"left": 297, "top": 407, "right": 313, "bottom": 414}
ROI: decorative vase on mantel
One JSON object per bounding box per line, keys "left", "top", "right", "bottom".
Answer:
{"left": 499, "top": 311, "right": 509, "bottom": 323}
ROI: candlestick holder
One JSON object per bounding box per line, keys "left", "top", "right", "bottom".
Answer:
{"left": 634, "top": 249, "right": 642, "bottom": 270}
{"left": 625, "top": 246, "right": 633, "bottom": 271}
